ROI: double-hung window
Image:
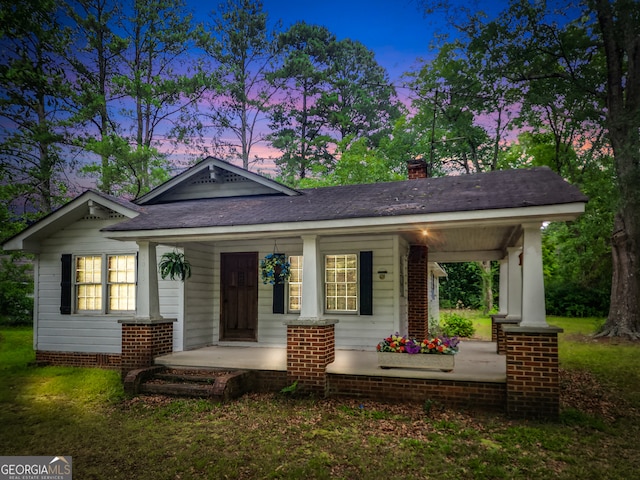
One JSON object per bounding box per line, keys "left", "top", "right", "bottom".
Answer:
{"left": 325, "top": 254, "right": 358, "bottom": 312}
{"left": 74, "top": 254, "right": 136, "bottom": 313}
{"left": 281, "top": 252, "right": 371, "bottom": 315}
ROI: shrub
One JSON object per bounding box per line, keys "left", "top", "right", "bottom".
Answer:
{"left": 545, "top": 281, "right": 609, "bottom": 317}
{"left": 0, "top": 257, "right": 34, "bottom": 326}
{"left": 441, "top": 312, "right": 475, "bottom": 338}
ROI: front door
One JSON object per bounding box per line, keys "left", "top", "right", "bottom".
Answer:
{"left": 220, "top": 252, "right": 258, "bottom": 341}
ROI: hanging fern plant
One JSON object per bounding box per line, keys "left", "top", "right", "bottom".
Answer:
{"left": 159, "top": 251, "right": 192, "bottom": 282}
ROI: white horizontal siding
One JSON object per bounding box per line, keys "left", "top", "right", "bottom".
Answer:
{"left": 159, "top": 179, "right": 276, "bottom": 202}
{"left": 36, "top": 217, "right": 138, "bottom": 354}
{"left": 319, "top": 235, "right": 398, "bottom": 349}
{"left": 183, "top": 243, "right": 215, "bottom": 349}
{"left": 202, "top": 235, "right": 400, "bottom": 350}
{"left": 157, "top": 245, "right": 184, "bottom": 351}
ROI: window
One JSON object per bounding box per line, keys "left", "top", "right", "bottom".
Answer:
{"left": 108, "top": 255, "right": 136, "bottom": 311}
{"left": 75, "top": 254, "right": 136, "bottom": 313}
{"left": 76, "top": 256, "right": 102, "bottom": 311}
{"left": 288, "top": 255, "right": 303, "bottom": 312}
{"left": 325, "top": 254, "right": 358, "bottom": 312}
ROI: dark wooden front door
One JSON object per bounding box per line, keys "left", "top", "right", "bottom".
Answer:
{"left": 220, "top": 252, "right": 258, "bottom": 341}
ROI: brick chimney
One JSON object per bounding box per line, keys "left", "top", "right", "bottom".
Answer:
{"left": 407, "top": 158, "right": 428, "bottom": 179}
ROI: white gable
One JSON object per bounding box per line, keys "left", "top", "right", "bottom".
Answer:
{"left": 136, "top": 157, "right": 299, "bottom": 205}
{"left": 3, "top": 191, "right": 140, "bottom": 253}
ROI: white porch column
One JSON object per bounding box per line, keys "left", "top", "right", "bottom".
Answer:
{"left": 135, "top": 240, "right": 162, "bottom": 321}
{"left": 498, "top": 257, "right": 509, "bottom": 315}
{"left": 505, "top": 246, "right": 522, "bottom": 321}
{"left": 519, "top": 223, "right": 548, "bottom": 327}
{"left": 299, "top": 235, "right": 323, "bottom": 320}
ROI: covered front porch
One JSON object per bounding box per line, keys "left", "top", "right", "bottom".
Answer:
{"left": 153, "top": 340, "right": 506, "bottom": 383}
{"left": 147, "top": 340, "right": 508, "bottom": 411}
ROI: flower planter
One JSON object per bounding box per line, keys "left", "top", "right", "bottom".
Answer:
{"left": 377, "top": 352, "right": 455, "bottom": 372}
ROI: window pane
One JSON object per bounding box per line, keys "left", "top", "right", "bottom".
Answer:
{"left": 109, "top": 255, "right": 135, "bottom": 283}
{"left": 76, "top": 255, "right": 101, "bottom": 283}
{"left": 77, "top": 284, "right": 101, "bottom": 311}
{"left": 109, "top": 284, "right": 135, "bottom": 311}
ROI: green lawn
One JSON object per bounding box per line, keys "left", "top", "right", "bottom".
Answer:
{"left": 1, "top": 320, "right": 639, "bottom": 480}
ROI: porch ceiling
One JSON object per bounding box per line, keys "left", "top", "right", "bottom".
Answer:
{"left": 407, "top": 224, "right": 523, "bottom": 262}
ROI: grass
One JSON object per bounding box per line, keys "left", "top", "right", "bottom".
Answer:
{"left": 1, "top": 319, "right": 639, "bottom": 479}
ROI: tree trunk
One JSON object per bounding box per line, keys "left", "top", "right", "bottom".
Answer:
{"left": 594, "top": 0, "right": 640, "bottom": 340}
{"left": 478, "top": 260, "right": 493, "bottom": 315}
{"left": 597, "top": 212, "right": 640, "bottom": 339}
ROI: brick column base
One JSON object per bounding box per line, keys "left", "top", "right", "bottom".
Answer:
{"left": 408, "top": 244, "right": 429, "bottom": 339}
{"left": 504, "top": 326, "right": 563, "bottom": 420}
{"left": 495, "top": 318, "right": 520, "bottom": 354}
{"left": 490, "top": 314, "right": 507, "bottom": 342}
{"left": 286, "top": 320, "right": 337, "bottom": 396}
{"left": 119, "top": 318, "right": 176, "bottom": 377}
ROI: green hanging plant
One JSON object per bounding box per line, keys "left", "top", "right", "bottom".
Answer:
{"left": 159, "top": 251, "right": 192, "bottom": 281}
{"left": 260, "top": 253, "right": 291, "bottom": 285}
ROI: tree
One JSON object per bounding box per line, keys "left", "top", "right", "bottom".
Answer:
{"left": 322, "top": 39, "right": 401, "bottom": 148}
{"left": 295, "top": 136, "right": 404, "bottom": 188}
{"left": 593, "top": 0, "right": 640, "bottom": 338}
{"left": 435, "top": 0, "right": 640, "bottom": 337}
{"left": 112, "top": 0, "right": 206, "bottom": 198}
{"left": 198, "top": 0, "right": 281, "bottom": 170}
{"left": 63, "top": 0, "right": 127, "bottom": 195}
{"left": 267, "top": 22, "right": 337, "bottom": 182}
{"left": 407, "top": 42, "right": 518, "bottom": 175}
{"left": 0, "top": 0, "right": 73, "bottom": 214}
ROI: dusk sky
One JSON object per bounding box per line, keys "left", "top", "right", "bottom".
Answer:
{"left": 183, "top": 0, "right": 510, "bottom": 166}
{"left": 192, "top": 1, "right": 508, "bottom": 83}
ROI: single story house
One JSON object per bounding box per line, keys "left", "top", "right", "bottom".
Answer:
{"left": 3, "top": 157, "right": 587, "bottom": 418}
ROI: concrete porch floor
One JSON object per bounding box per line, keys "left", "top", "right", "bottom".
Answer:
{"left": 154, "top": 340, "right": 506, "bottom": 383}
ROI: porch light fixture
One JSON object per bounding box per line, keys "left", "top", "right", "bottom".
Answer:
{"left": 377, "top": 269, "right": 388, "bottom": 280}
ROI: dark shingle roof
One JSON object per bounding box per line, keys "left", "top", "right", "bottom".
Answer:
{"left": 103, "top": 167, "right": 587, "bottom": 232}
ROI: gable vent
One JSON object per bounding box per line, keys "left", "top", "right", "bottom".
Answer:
{"left": 190, "top": 169, "right": 248, "bottom": 185}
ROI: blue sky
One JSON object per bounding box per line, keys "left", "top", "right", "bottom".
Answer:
{"left": 189, "top": 0, "right": 503, "bottom": 82}
{"left": 260, "top": 0, "right": 439, "bottom": 81}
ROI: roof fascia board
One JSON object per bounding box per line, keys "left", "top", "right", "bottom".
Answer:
{"left": 104, "top": 202, "right": 586, "bottom": 242}
{"left": 136, "top": 157, "right": 299, "bottom": 205}
{"left": 3, "top": 191, "right": 139, "bottom": 252}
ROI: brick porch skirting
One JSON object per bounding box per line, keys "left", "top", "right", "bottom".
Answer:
{"left": 35, "top": 350, "right": 121, "bottom": 369}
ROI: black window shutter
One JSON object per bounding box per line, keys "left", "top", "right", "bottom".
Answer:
{"left": 60, "top": 254, "right": 72, "bottom": 315}
{"left": 360, "top": 251, "right": 373, "bottom": 315}
{"left": 273, "top": 283, "right": 285, "bottom": 314}
{"left": 272, "top": 253, "right": 286, "bottom": 314}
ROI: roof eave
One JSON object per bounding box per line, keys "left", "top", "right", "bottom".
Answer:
{"left": 102, "top": 202, "right": 586, "bottom": 243}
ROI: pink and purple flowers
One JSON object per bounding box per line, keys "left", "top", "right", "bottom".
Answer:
{"left": 377, "top": 333, "right": 459, "bottom": 355}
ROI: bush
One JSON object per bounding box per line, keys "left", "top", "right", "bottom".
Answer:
{"left": 441, "top": 312, "right": 475, "bottom": 338}
{"left": 545, "top": 281, "right": 609, "bottom": 317}
{"left": 0, "top": 257, "right": 34, "bottom": 326}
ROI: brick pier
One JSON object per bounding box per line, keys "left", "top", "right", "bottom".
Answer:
{"left": 285, "top": 320, "right": 337, "bottom": 395}
{"left": 119, "top": 318, "right": 176, "bottom": 376}
{"left": 408, "top": 244, "right": 429, "bottom": 339}
{"left": 503, "top": 326, "right": 563, "bottom": 419}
